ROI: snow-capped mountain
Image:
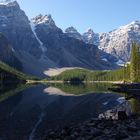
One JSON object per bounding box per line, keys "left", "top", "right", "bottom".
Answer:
{"left": 0, "top": 0, "right": 15, "bottom": 5}
{"left": 31, "top": 14, "right": 56, "bottom": 28}
{"left": 0, "top": 0, "right": 115, "bottom": 77}
{"left": 98, "top": 21, "right": 140, "bottom": 61}
{"left": 65, "top": 21, "right": 140, "bottom": 62}
{"left": 83, "top": 21, "right": 140, "bottom": 62}
{"left": 65, "top": 27, "right": 83, "bottom": 40}
{"left": 65, "top": 27, "right": 100, "bottom": 46}
{"left": 82, "top": 28, "right": 99, "bottom": 45}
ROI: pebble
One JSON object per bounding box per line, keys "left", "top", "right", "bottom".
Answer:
{"left": 45, "top": 115, "right": 140, "bottom": 140}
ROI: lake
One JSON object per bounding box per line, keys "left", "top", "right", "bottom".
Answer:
{"left": 0, "top": 83, "right": 139, "bottom": 140}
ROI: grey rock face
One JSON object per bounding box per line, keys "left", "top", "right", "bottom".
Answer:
{"left": 0, "top": 1, "right": 117, "bottom": 77}
{"left": 65, "top": 26, "right": 83, "bottom": 40}
{"left": 82, "top": 28, "right": 99, "bottom": 46}
{"left": 32, "top": 17, "right": 114, "bottom": 70}
{"left": 98, "top": 21, "right": 140, "bottom": 61}
{"left": 31, "top": 14, "right": 56, "bottom": 27}
{"left": 81, "top": 21, "right": 140, "bottom": 62}
{"left": 66, "top": 21, "right": 140, "bottom": 62}
{"left": 0, "top": 1, "right": 42, "bottom": 58}
{"left": 0, "top": 33, "right": 22, "bottom": 70}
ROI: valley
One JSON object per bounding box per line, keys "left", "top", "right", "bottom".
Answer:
{"left": 0, "top": 0, "right": 140, "bottom": 140}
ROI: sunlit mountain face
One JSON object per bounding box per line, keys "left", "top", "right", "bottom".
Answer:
{"left": 0, "top": 0, "right": 117, "bottom": 77}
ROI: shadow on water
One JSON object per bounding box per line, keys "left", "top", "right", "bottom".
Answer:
{"left": 0, "top": 83, "right": 18, "bottom": 94}
{"left": 99, "top": 88, "right": 140, "bottom": 120}
{"left": 0, "top": 82, "right": 139, "bottom": 140}
{"left": 0, "top": 83, "right": 32, "bottom": 103}
{"left": 122, "top": 92, "right": 140, "bottom": 114}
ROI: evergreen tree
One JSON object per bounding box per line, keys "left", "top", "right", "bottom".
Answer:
{"left": 136, "top": 46, "right": 140, "bottom": 81}
{"left": 130, "top": 42, "right": 140, "bottom": 82}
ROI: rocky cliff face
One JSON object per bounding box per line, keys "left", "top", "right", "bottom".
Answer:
{"left": 82, "top": 28, "right": 99, "bottom": 46}
{"left": 98, "top": 21, "right": 140, "bottom": 61}
{"left": 0, "top": 33, "right": 22, "bottom": 70}
{"left": 31, "top": 14, "right": 113, "bottom": 70}
{"left": 65, "top": 27, "right": 83, "bottom": 40}
{"left": 0, "top": 1, "right": 117, "bottom": 77}
{"left": 66, "top": 21, "right": 140, "bottom": 63}
{"left": 0, "top": 1, "right": 42, "bottom": 58}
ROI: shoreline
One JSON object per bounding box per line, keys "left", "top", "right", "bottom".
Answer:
{"left": 45, "top": 114, "right": 140, "bottom": 140}
{"left": 26, "top": 80, "right": 124, "bottom": 84}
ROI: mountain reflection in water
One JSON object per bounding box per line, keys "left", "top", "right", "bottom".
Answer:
{"left": 0, "top": 83, "right": 139, "bottom": 140}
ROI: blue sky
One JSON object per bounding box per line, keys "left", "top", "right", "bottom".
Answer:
{"left": 17, "top": 0, "right": 140, "bottom": 33}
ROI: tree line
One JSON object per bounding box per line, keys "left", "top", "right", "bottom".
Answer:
{"left": 50, "top": 42, "right": 140, "bottom": 83}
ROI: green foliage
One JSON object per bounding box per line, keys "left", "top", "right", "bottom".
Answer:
{"left": 49, "top": 67, "right": 130, "bottom": 82}
{"left": 130, "top": 42, "right": 140, "bottom": 82}
{"left": 49, "top": 42, "right": 140, "bottom": 83}
{"left": 51, "top": 69, "right": 87, "bottom": 82}
{"left": 0, "top": 61, "right": 35, "bottom": 82}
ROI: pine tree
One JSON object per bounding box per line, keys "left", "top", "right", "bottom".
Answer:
{"left": 136, "top": 46, "right": 140, "bottom": 81}
{"left": 130, "top": 42, "right": 140, "bottom": 82}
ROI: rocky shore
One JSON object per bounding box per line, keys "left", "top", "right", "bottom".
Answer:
{"left": 45, "top": 115, "right": 140, "bottom": 140}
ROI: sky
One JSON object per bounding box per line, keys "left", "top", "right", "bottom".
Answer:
{"left": 16, "top": 0, "right": 140, "bottom": 33}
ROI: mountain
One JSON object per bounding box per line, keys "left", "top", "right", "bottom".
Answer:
{"left": 98, "top": 21, "right": 140, "bottom": 62}
{"left": 64, "top": 21, "right": 140, "bottom": 63}
{"left": 0, "top": 1, "right": 115, "bottom": 77}
{"left": 65, "top": 26, "right": 83, "bottom": 40}
{"left": 31, "top": 14, "right": 114, "bottom": 69}
{"left": 67, "top": 21, "right": 140, "bottom": 63}
{"left": 0, "top": 0, "right": 15, "bottom": 4}
{"left": 65, "top": 27, "right": 99, "bottom": 46}
{"left": 82, "top": 28, "right": 99, "bottom": 46}
{"left": 0, "top": 33, "right": 22, "bottom": 70}
{"left": 64, "top": 27, "right": 118, "bottom": 64}
{"left": 0, "top": 1, "right": 41, "bottom": 58}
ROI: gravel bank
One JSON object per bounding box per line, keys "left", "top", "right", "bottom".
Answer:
{"left": 45, "top": 115, "right": 140, "bottom": 140}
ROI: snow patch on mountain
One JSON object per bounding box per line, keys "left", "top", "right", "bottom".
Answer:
{"left": 65, "top": 27, "right": 100, "bottom": 46}
{"left": 116, "top": 59, "right": 125, "bottom": 66}
{"left": 119, "top": 21, "right": 140, "bottom": 31}
{"left": 102, "top": 58, "right": 108, "bottom": 62}
{"left": 98, "top": 21, "right": 140, "bottom": 62}
{"left": 30, "top": 21, "right": 47, "bottom": 53}
{"left": 0, "top": 0, "right": 16, "bottom": 5}
{"left": 11, "top": 47, "right": 15, "bottom": 52}
{"left": 31, "top": 14, "right": 55, "bottom": 27}
{"left": 82, "top": 28, "right": 99, "bottom": 45}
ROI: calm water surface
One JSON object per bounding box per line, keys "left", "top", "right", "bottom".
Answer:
{"left": 0, "top": 83, "right": 139, "bottom": 140}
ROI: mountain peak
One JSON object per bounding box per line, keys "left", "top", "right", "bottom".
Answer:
{"left": 65, "top": 26, "right": 82, "bottom": 40}
{"left": 65, "top": 26, "right": 79, "bottom": 34}
{"left": 86, "top": 28, "right": 94, "bottom": 33}
{"left": 82, "top": 28, "right": 99, "bottom": 45}
{"left": 0, "top": 0, "right": 17, "bottom": 5}
{"left": 31, "top": 14, "right": 56, "bottom": 26}
{"left": 99, "top": 20, "right": 140, "bottom": 62}
{"left": 119, "top": 20, "right": 140, "bottom": 31}
{"left": 130, "top": 20, "right": 140, "bottom": 25}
